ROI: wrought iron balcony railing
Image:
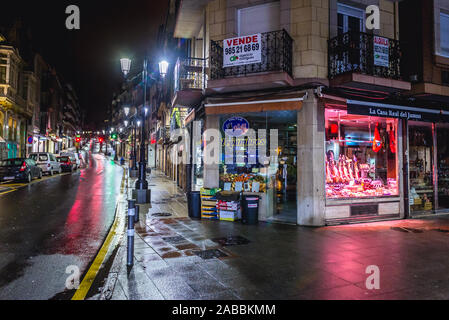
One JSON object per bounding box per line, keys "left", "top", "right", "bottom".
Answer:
{"left": 174, "top": 57, "right": 208, "bottom": 92}
{"left": 210, "top": 29, "right": 293, "bottom": 80}
{"left": 328, "top": 31, "right": 402, "bottom": 80}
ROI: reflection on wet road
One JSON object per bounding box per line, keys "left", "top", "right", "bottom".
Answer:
{"left": 0, "top": 150, "right": 123, "bottom": 300}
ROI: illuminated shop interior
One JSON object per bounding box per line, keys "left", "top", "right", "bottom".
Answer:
{"left": 325, "top": 107, "right": 399, "bottom": 199}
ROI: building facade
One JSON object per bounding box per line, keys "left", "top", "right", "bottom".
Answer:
{"left": 120, "top": 0, "right": 449, "bottom": 226}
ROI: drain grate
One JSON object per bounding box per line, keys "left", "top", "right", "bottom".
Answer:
{"left": 212, "top": 236, "right": 251, "bottom": 247}
{"left": 152, "top": 212, "right": 172, "bottom": 217}
{"left": 152, "top": 201, "right": 169, "bottom": 204}
{"left": 162, "top": 236, "right": 187, "bottom": 244}
{"left": 193, "top": 249, "right": 228, "bottom": 260}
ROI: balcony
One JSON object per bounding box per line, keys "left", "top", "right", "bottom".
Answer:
{"left": 156, "top": 126, "right": 170, "bottom": 144}
{"left": 172, "top": 57, "right": 207, "bottom": 107}
{"left": 209, "top": 29, "right": 293, "bottom": 93}
{"left": 328, "top": 31, "right": 410, "bottom": 92}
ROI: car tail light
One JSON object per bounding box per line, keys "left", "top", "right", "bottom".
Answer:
{"left": 20, "top": 162, "right": 27, "bottom": 172}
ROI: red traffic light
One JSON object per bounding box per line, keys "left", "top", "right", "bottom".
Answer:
{"left": 98, "top": 137, "right": 104, "bottom": 143}
{"left": 75, "top": 137, "right": 81, "bottom": 143}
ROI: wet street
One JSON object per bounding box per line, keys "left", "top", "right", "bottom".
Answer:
{"left": 0, "top": 146, "right": 123, "bottom": 300}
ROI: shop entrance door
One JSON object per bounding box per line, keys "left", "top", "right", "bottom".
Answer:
{"left": 409, "top": 122, "right": 435, "bottom": 214}
{"left": 272, "top": 112, "right": 297, "bottom": 224}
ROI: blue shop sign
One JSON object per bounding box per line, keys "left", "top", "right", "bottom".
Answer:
{"left": 223, "top": 117, "right": 250, "bottom": 137}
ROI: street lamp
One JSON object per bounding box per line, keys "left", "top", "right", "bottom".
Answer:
{"left": 124, "top": 106, "right": 130, "bottom": 117}
{"left": 120, "top": 58, "right": 132, "bottom": 77}
{"left": 158, "top": 60, "right": 169, "bottom": 78}
{"left": 124, "top": 120, "right": 129, "bottom": 127}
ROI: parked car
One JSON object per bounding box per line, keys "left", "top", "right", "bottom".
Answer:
{"left": 61, "top": 152, "right": 80, "bottom": 170}
{"left": 29, "top": 152, "right": 61, "bottom": 176}
{"left": 57, "top": 156, "right": 76, "bottom": 172}
{"left": 0, "top": 158, "right": 42, "bottom": 183}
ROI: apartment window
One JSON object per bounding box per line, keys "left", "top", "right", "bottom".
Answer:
{"left": 440, "top": 12, "right": 449, "bottom": 57}
{"left": 337, "top": 3, "right": 365, "bottom": 35}
{"left": 0, "top": 66, "right": 6, "bottom": 84}
{"left": 238, "top": 2, "right": 280, "bottom": 36}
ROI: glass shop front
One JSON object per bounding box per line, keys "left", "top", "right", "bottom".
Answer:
{"left": 409, "top": 122, "right": 449, "bottom": 215}
{"left": 325, "top": 99, "right": 449, "bottom": 221}
{"left": 324, "top": 105, "right": 401, "bottom": 222}
{"left": 325, "top": 108, "right": 399, "bottom": 200}
{"left": 218, "top": 111, "right": 298, "bottom": 224}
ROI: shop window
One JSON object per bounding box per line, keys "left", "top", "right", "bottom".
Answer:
{"left": 219, "top": 111, "right": 297, "bottom": 223}
{"left": 325, "top": 109, "right": 399, "bottom": 199}
{"left": 409, "top": 122, "right": 435, "bottom": 212}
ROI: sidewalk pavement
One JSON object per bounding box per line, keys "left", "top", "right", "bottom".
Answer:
{"left": 101, "top": 170, "right": 449, "bottom": 300}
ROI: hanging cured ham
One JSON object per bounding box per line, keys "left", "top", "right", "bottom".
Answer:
{"left": 389, "top": 124, "right": 396, "bottom": 154}
{"left": 372, "top": 123, "right": 382, "bottom": 153}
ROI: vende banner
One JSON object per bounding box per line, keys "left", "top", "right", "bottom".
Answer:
{"left": 373, "top": 36, "right": 389, "bottom": 67}
{"left": 223, "top": 34, "right": 261, "bottom": 68}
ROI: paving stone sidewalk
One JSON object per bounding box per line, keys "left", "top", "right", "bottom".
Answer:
{"left": 104, "top": 170, "right": 449, "bottom": 300}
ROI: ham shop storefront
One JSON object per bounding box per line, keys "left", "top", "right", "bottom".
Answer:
{"left": 323, "top": 97, "right": 449, "bottom": 225}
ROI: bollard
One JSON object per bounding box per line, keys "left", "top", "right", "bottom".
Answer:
{"left": 127, "top": 199, "right": 136, "bottom": 267}
{"left": 134, "top": 204, "right": 140, "bottom": 223}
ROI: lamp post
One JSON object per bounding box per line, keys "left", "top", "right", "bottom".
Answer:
{"left": 135, "top": 58, "right": 149, "bottom": 192}
{"left": 120, "top": 57, "right": 154, "bottom": 203}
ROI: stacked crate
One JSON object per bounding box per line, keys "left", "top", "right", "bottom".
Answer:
{"left": 217, "top": 200, "right": 242, "bottom": 222}
{"left": 200, "top": 188, "right": 220, "bottom": 220}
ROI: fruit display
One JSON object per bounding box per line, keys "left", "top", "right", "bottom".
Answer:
{"left": 220, "top": 173, "right": 266, "bottom": 193}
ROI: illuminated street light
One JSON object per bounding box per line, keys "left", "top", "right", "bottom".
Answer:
{"left": 158, "top": 60, "right": 169, "bottom": 78}
{"left": 120, "top": 58, "right": 132, "bottom": 77}
{"left": 124, "top": 107, "right": 130, "bottom": 116}
{"left": 124, "top": 120, "right": 129, "bottom": 127}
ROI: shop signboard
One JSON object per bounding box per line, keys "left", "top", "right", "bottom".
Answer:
{"left": 223, "top": 117, "right": 250, "bottom": 137}
{"left": 374, "top": 36, "right": 389, "bottom": 67}
{"left": 223, "top": 34, "right": 261, "bottom": 68}
{"left": 347, "top": 100, "right": 449, "bottom": 123}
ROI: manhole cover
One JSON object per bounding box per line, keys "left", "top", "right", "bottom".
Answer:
{"left": 162, "top": 236, "right": 187, "bottom": 244}
{"left": 193, "top": 249, "right": 228, "bottom": 260}
{"left": 212, "top": 236, "right": 251, "bottom": 246}
{"left": 152, "top": 212, "right": 172, "bottom": 217}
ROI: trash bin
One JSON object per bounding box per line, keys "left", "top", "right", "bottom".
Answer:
{"left": 242, "top": 195, "right": 259, "bottom": 225}
{"left": 187, "top": 191, "right": 201, "bottom": 220}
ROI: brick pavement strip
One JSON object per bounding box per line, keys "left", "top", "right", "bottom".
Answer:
{"left": 101, "top": 170, "right": 449, "bottom": 300}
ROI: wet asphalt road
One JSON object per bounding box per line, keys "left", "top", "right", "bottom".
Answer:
{"left": 0, "top": 146, "right": 123, "bottom": 300}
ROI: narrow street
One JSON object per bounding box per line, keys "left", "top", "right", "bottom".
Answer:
{"left": 0, "top": 145, "right": 123, "bottom": 300}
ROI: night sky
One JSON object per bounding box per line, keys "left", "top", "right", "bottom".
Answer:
{"left": 0, "top": 1, "right": 168, "bottom": 127}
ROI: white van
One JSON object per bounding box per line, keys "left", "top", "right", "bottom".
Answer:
{"left": 29, "top": 152, "right": 61, "bottom": 176}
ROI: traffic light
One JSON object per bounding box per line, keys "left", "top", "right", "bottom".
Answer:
{"left": 111, "top": 133, "right": 118, "bottom": 140}
{"left": 75, "top": 136, "right": 81, "bottom": 143}
{"left": 98, "top": 137, "right": 104, "bottom": 143}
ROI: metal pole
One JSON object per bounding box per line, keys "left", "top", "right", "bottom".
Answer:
{"left": 127, "top": 199, "right": 136, "bottom": 267}
{"left": 137, "top": 59, "right": 148, "bottom": 190}
{"left": 132, "top": 120, "right": 137, "bottom": 170}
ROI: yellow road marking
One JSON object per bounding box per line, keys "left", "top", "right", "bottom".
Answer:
{"left": 71, "top": 169, "right": 126, "bottom": 300}
{"left": 0, "top": 189, "right": 17, "bottom": 196}
{"left": 0, "top": 172, "right": 72, "bottom": 196}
